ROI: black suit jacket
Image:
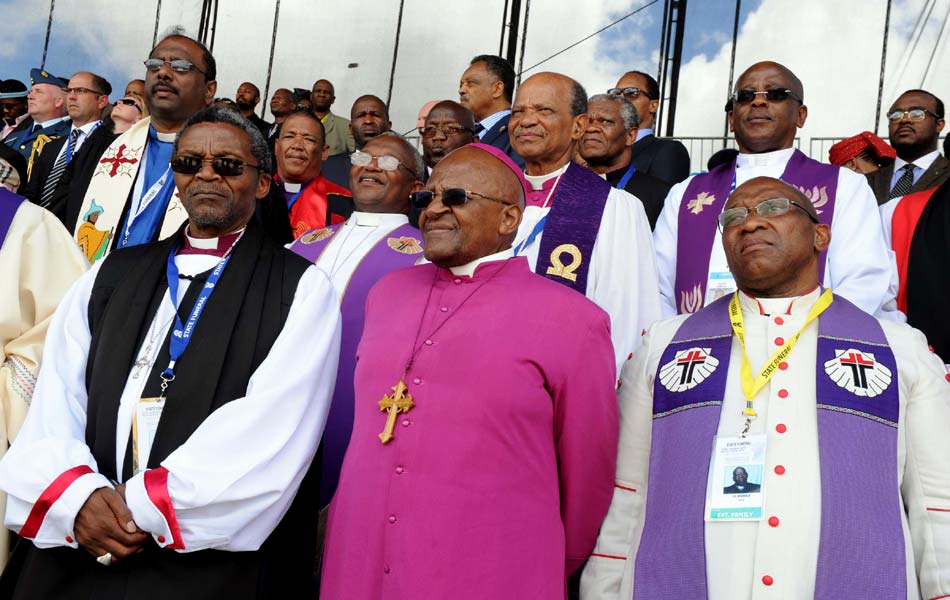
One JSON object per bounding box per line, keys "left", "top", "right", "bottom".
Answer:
{"left": 723, "top": 482, "right": 761, "bottom": 494}
{"left": 478, "top": 113, "right": 524, "bottom": 168}
{"left": 630, "top": 134, "right": 691, "bottom": 185}
{"left": 321, "top": 153, "right": 351, "bottom": 191}
{"left": 247, "top": 112, "right": 273, "bottom": 137}
{"left": 0, "top": 141, "right": 27, "bottom": 193}
{"left": 605, "top": 165, "right": 671, "bottom": 230}
{"left": 22, "top": 136, "right": 66, "bottom": 206}
{"left": 865, "top": 154, "right": 950, "bottom": 205}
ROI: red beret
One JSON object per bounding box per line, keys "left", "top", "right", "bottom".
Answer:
{"left": 828, "top": 132, "right": 896, "bottom": 166}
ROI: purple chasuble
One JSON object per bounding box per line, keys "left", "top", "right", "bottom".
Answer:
{"left": 533, "top": 162, "right": 610, "bottom": 294}
{"left": 290, "top": 221, "right": 424, "bottom": 506}
{"left": 0, "top": 189, "right": 25, "bottom": 250}
{"left": 634, "top": 293, "right": 905, "bottom": 599}
{"left": 674, "top": 150, "right": 840, "bottom": 313}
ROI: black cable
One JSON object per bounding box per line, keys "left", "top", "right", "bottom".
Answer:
{"left": 261, "top": 0, "right": 282, "bottom": 120}
{"left": 41, "top": 0, "right": 56, "bottom": 70}
{"left": 516, "top": 0, "right": 531, "bottom": 86}
{"left": 152, "top": 0, "right": 163, "bottom": 48}
{"left": 922, "top": 0, "right": 950, "bottom": 86}
{"left": 386, "top": 0, "right": 406, "bottom": 107}
{"left": 518, "top": 0, "right": 659, "bottom": 76}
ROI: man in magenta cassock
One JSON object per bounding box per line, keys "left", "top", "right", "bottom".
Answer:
{"left": 320, "top": 142, "right": 619, "bottom": 599}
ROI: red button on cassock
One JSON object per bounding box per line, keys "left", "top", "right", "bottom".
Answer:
{"left": 776, "top": 423, "right": 787, "bottom": 433}
{"left": 768, "top": 516, "right": 780, "bottom": 527}
{"left": 65, "top": 536, "right": 73, "bottom": 543}
{"left": 762, "top": 575, "right": 774, "bottom": 586}
{"left": 774, "top": 337, "right": 785, "bottom": 346}
{"left": 778, "top": 389, "right": 789, "bottom": 398}
{"left": 157, "top": 535, "right": 166, "bottom": 543}
{"left": 774, "top": 465, "right": 786, "bottom": 475}
{"left": 774, "top": 316, "right": 784, "bottom": 325}
{"left": 778, "top": 361, "right": 789, "bottom": 370}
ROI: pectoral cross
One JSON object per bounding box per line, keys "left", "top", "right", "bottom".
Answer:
{"left": 378, "top": 381, "right": 414, "bottom": 444}
{"left": 132, "top": 356, "right": 152, "bottom": 379}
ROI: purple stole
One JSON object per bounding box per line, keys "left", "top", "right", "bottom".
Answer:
{"left": 289, "top": 221, "right": 423, "bottom": 507}
{"left": 634, "top": 294, "right": 905, "bottom": 599}
{"left": 533, "top": 162, "right": 610, "bottom": 294}
{"left": 0, "top": 189, "right": 25, "bottom": 250}
{"left": 675, "top": 150, "right": 840, "bottom": 313}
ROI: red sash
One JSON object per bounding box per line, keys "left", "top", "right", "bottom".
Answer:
{"left": 890, "top": 188, "right": 937, "bottom": 313}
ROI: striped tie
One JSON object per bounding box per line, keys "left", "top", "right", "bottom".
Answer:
{"left": 888, "top": 164, "right": 916, "bottom": 200}
{"left": 39, "top": 128, "right": 80, "bottom": 208}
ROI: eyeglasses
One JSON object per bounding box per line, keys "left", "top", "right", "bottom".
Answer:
{"left": 65, "top": 87, "right": 105, "bottom": 96}
{"left": 730, "top": 88, "right": 802, "bottom": 105}
{"left": 115, "top": 98, "right": 142, "bottom": 112}
{"left": 144, "top": 58, "right": 206, "bottom": 76}
{"left": 351, "top": 149, "right": 416, "bottom": 176}
{"left": 418, "top": 124, "right": 474, "bottom": 138}
{"left": 410, "top": 188, "right": 511, "bottom": 209}
{"left": 607, "top": 86, "right": 653, "bottom": 100}
{"left": 170, "top": 156, "right": 259, "bottom": 177}
{"left": 717, "top": 197, "right": 819, "bottom": 229}
{"left": 886, "top": 108, "right": 941, "bottom": 122}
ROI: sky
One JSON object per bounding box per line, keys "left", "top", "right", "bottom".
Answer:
{"left": 2, "top": 0, "right": 948, "bottom": 169}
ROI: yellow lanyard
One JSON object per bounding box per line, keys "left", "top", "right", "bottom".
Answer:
{"left": 729, "top": 288, "right": 834, "bottom": 418}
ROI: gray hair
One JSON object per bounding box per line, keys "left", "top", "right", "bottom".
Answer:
{"left": 376, "top": 131, "right": 425, "bottom": 181}
{"left": 588, "top": 93, "right": 639, "bottom": 129}
{"left": 174, "top": 106, "right": 272, "bottom": 174}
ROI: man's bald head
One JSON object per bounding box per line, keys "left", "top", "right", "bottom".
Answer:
{"left": 736, "top": 61, "right": 803, "bottom": 100}
{"left": 721, "top": 176, "right": 829, "bottom": 298}
{"left": 729, "top": 61, "right": 807, "bottom": 153}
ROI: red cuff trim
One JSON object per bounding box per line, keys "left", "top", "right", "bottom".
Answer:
{"left": 143, "top": 467, "right": 185, "bottom": 550}
{"left": 591, "top": 552, "right": 627, "bottom": 560}
{"left": 614, "top": 484, "right": 637, "bottom": 492}
{"left": 928, "top": 595, "right": 950, "bottom": 599}
{"left": 20, "top": 465, "right": 94, "bottom": 539}
{"left": 926, "top": 507, "right": 950, "bottom": 513}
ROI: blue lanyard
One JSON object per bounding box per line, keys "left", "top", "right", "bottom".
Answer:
{"left": 160, "top": 245, "right": 231, "bottom": 397}
{"left": 287, "top": 188, "right": 305, "bottom": 210}
{"left": 513, "top": 215, "right": 547, "bottom": 256}
{"left": 615, "top": 163, "right": 636, "bottom": 189}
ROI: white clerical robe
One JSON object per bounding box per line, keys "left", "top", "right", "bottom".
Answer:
{"left": 0, "top": 237, "right": 341, "bottom": 552}
{"left": 0, "top": 200, "right": 87, "bottom": 567}
{"left": 653, "top": 148, "right": 902, "bottom": 320}
{"left": 516, "top": 164, "right": 662, "bottom": 374}
{"left": 581, "top": 288, "right": 950, "bottom": 600}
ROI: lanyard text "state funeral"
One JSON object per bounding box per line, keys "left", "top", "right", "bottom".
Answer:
{"left": 728, "top": 288, "right": 834, "bottom": 433}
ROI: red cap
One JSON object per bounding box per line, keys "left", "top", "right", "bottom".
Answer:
{"left": 829, "top": 132, "right": 896, "bottom": 166}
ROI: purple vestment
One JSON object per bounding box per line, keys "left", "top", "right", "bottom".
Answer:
{"left": 0, "top": 189, "right": 24, "bottom": 249}
{"left": 634, "top": 293, "right": 905, "bottom": 599}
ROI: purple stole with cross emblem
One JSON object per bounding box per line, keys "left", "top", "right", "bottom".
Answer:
{"left": 0, "top": 189, "right": 25, "bottom": 250}
{"left": 533, "top": 162, "right": 610, "bottom": 295}
{"left": 290, "top": 221, "right": 423, "bottom": 506}
{"left": 674, "top": 150, "right": 840, "bottom": 313}
{"left": 633, "top": 293, "right": 905, "bottom": 599}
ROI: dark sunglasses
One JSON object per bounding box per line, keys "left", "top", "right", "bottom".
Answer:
{"left": 170, "top": 156, "right": 259, "bottom": 177}
{"left": 410, "top": 188, "right": 511, "bottom": 209}
{"left": 607, "top": 86, "right": 654, "bottom": 100}
{"left": 115, "top": 98, "right": 142, "bottom": 112}
{"left": 730, "top": 88, "right": 802, "bottom": 105}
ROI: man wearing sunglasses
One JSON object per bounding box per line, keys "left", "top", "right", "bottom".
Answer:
{"left": 69, "top": 29, "right": 217, "bottom": 264}
{"left": 22, "top": 72, "right": 111, "bottom": 214}
{"left": 322, "top": 95, "right": 394, "bottom": 191}
{"left": 322, "top": 143, "right": 617, "bottom": 599}
{"left": 0, "top": 106, "right": 341, "bottom": 599}
{"left": 866, "top": 89, "right": 949, "bottom": 204}
{"left": 654, "top": 60, "right": 898, "bottom": 323}
{"left": 609, "top": 70, "right": 690, "bottom": 185}
{"left": 509, "top": 71, "right": 660, "bottom": 375}
{"left": 585, "top": 175, "right": 950, "bottom": 600}
{"left": 290, "top": 132, "right": 423, "bottom": 513}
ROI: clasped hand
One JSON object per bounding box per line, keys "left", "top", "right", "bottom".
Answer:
{"left": 74, "top": 484, "right": 148, "bottom": 563}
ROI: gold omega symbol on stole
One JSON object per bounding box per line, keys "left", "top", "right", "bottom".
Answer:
{"left": 545, "top": 244, "right": 583, "bottom": 282}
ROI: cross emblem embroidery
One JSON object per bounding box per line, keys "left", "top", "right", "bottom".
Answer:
{"left": 676, "top": 349, "right": 707, "bottom": 385}
{"left": 838, "top": 351, "right": 875, "bottom": 389}
{"left": 99, "top": 144, "right": 139, "bottom": 177}
{"left": 687, "top": 192, "right": 715, "bottom": 215}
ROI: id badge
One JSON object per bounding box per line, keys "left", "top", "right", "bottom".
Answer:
{"left": 704, "top": 433, "right": 767, "bottom": 521}
{"left": 705, "top": 271, "right": 737, "bottom": 305}
{"left": 133, "top": 397, "right": 166, "bottom": 474}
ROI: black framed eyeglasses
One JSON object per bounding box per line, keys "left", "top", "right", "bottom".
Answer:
{"left": 144, "top": 58, "right": 206, "bottom": 76}
{"left": 607, "top": 86, "right": 653, "bottom": 100}
{"left": 65, "top": 87, "right": 105, "bottom": 96}
{"left": 418, "top": 124, "right": 474, "bottom": 138}
{"left": 170, "top": 156, "right": 259, "bottom": 177}
{"left": 886, "top": 108, "right": 941, "bottom": 122}
{"left": 730, "top": 88, "right": 802, "bottom": 105}
{"left": 410, "top": 188, "right": 511, "bottom": 210}
{"left": 717, "top": 197, "right": 818, "bottom": 229}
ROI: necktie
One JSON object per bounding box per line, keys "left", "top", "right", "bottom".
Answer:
{"left": 473, "top": 123, "right": 485, "bottom": 140}
{"left": 39, "top": 129, "right": 80, "bottom": 208}
{"left": 889, "top": 164, "right": 916, "bottom": 199}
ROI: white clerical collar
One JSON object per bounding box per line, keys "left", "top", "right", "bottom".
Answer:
{"left": 894, "top": 149, "right": 940, "bottom": 173}
{"left": 736, "top": 147, "right": 796, "bottom": 169}
{"left": 738, "top": 285, "right": 822, "bottom": 316}
{"left": 349, "top": 211, "right": 409, "bottom": 227}
{"left": 283, "top": 182, "right": 302, "bottom": 193}
{"left": 635, "top": 127, "right": 653, "bottom": 142}
{"left": 449, "top": 247, "right": 515, "bottom": 276}
{"left": 184, "top": 226, "right": 246, "bottom": 249}
{"left": 155, "top": 131, "right": 177, "bottom": 143}
{"left": 525, "top": 163, "right": 570, "bottom": 190}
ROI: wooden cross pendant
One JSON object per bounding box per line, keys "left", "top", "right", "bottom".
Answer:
{"left": 378, "top": 380, "right": 415, "bottom": 444}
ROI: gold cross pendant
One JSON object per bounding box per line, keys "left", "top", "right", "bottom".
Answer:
{"left": 378, "top": 380, "right": 415, "bottom": 444}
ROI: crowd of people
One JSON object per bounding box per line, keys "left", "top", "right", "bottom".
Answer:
{"left": 0, "top": 25, "right": 948, "bottom": 600}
